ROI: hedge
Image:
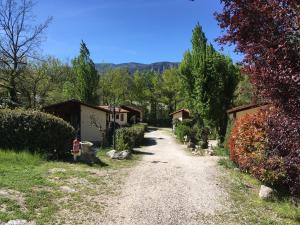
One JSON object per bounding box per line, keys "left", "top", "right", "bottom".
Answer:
{"left": 229, "top": 110, "right": 287, "bottom": 186}
{"left": 0, "top": 109, "right": 75, "bottom": 158}
{"left": 115, "top": 123, "right": 147, "bottom": 151}
{"left": 266, "top": 107, "right": 300, "bottom": 197}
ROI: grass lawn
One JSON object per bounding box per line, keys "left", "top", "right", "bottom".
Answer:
{"left": 0, "top": 148, "right": 141, "bottom": 225}
{"left": 218, "top": 157, "right": 300, "bottom": 225}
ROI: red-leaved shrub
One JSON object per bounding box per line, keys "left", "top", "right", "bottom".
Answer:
{"left": 217, "top": 0, "right": 300, "bottom": 197}
{"left": 266, "top": 107, "right": 300, "bottom": 197}
{"left": 229, "top": 110, "right": 286, "bottom": 185}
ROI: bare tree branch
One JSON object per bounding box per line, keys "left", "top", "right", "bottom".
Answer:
{"left": 0, "top": 0, "right": 52, "bottom": 104}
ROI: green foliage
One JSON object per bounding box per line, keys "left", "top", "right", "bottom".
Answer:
{"left": 175, "top": 122, "right": 191, "bottom": 142}
{"left": 175, "top": 118, "right": 207, "bottom": 147}
{"left": 180, "top": 118, "right": 194, "bottom": 127}
{"left": 70, "top": 41, "right": 99, "bottom": 104}
{"left": 46, "top": 59, "right": 75, "bottom": 104}
{"left": 160, "top": 68, "right": 183, "bottom": 115}
{"left": 0, "top": 109, "right": 75, "bottom": 158}
{"left": 179, "top": 23, "right": 239, "bottom": 142}
{"left": 218, "top": 158, "right": 236, "bottom": 169}
{"left": 99, "top": 68, "right": 132, "bottom": 105}
{"left": 214, "top": 147, "right": 229, "bottom": 156}
{"left": 234, "top": 74, "right": 255, "bottom": 106}
{"left": 115, "top": 123, "right": 146, "bottom": 151}
{"left": 18, "top": 60, "right": 51, "bottom": 108}
{"left": 99, "top": 67, "right": 183, "bottom": 126}
{"left": 3, "top": 57, "right": 73, "bottom": 109}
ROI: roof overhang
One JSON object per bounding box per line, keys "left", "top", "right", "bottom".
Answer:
{"left": 227, "top": 103, "right": 269, "bottom": 114}
{"left": 170, "top": 109, "right": 190, "bottom": 116}
{"left": 98, "top": 105, "right": 129, "bottom": 113}
{"left": 43, "top": 99, "right": 111, "bottom": 113}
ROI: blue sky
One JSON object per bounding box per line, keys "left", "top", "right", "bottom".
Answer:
{"left": 35, "top": 0, "right": 241, "bottom": 64}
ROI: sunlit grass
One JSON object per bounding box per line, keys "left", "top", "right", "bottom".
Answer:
{"left": 219, "top": 157, "right": 300, "bottom": 225}
{"left": 0, "top": 148, "right": 141, "bottom": 224}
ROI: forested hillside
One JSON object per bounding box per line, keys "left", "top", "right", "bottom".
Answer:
{"left": 96, "top": 62, "right": 179, "bottom": 74}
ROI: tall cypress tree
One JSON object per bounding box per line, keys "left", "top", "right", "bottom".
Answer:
{"left": 72, "top": 41, "right": 99, "bottom": 104}
{"left": 180, "top": 23, "right": 239, "bottom": 142}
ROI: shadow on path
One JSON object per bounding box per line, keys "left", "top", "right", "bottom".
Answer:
{"left": 147, "top": 127, "right": 158, "bottom": 132}
{"left": 132, "top": 150, "right": 154, "bottom": 155}
{"left": 143, "top": 137, "right": 158, "bottom": 147}
{"left": 151, "top": 160, "right": 168, "bottom": 164}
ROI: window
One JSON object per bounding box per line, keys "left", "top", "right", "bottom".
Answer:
{"left": 120, "top": 114, "right": 124, "bottom": 121}
{"left": 116, "top": 114, "right": 119, "bottom": 120}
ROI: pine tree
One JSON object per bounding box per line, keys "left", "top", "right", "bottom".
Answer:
{"left": 72, "top": 41, "right": 99, "bottom": 104}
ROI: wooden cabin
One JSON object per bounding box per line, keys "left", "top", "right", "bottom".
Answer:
{"left": 43, "top": 100, "right": 110, "bottom": 143}
{"left": 227, "top": 103, "right": 269, "bottom": 120}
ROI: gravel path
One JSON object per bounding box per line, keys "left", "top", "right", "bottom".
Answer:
{"left": 99, "top": 128, "right": 230, "bottom": 225}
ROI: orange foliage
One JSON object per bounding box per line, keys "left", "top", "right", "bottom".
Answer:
{"left": 229, "top": 110, "right": 286, "bottom": 185}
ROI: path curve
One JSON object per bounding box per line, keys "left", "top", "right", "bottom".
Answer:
{"left": 99, "top": 128, "right": 229, "bottom": 225}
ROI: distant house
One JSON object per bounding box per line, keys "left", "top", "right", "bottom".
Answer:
{"left": 170, "top": 109, "right": 190, "bottom": 122}
{"left": 227, "top": 103, "right": 269, "bottom": 120}
{"left": 170, "top": 109, "right": 190, "bottom": 131}
{"left": 120, "top": 105, "right": 143, "bottom": 124}
{"left": 43, "top": 100, "right": 110, "bottom": 143}
{"left": 98, "top": 106, "right": 129, "bottom": 126}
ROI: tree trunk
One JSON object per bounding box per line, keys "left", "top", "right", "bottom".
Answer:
{"left": 218, "top": 115, "right": 228, "bottom": 145}
{"left": 9, "top": 78, "right": 18, "bottom": 105}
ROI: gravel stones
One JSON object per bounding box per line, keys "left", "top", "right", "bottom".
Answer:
{"left": 99, "top": 128, "right": 228, "bottom": 225}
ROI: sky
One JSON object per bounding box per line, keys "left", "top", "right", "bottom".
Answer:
{"left": 35, "top": 0, "right": 242, "bottom": 64}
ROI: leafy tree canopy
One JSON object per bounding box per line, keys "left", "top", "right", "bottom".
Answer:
{"left": 180, "top": 23, "right": 239, "bottom": 142}
{"left": 70, "top": 41, "right": 99, "bottom": 105}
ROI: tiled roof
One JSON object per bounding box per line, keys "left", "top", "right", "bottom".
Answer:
{"left": 170, "top": 109, "right": 190, "bottom": 116}
{"left": 98, "top": 105, "right": 129, "bottom": 113}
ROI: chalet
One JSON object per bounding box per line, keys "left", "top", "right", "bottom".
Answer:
{"left": 227, "top": 103, "right": 269, "bottom": 120}
{"left": 120, "top": 105, "right": 143, "bottom": 124}
{"left": 43, "top": 100, "right": 110, "bottom": 143}
{"left": 170, "top": 109, "right": 190, "bottom": 131}
{"left": 170, "top": 109, "right": 190, "bottom": 122}
{"left": 98, "top": 106, "right": 129, "bottom": 126}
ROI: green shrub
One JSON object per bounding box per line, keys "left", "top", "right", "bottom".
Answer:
{"left": 0, "top": 109, "right": 75, "bottom": 158}
{"left": 175, "top": 119, "right": 208, "bottom": 147}
{"left": 214, "top": 146, "right": 229, "bottom": 156}
{"left": 175, "top": 122, "right": 191, "bottom": 142}
{"left": 115, "top": 123, "right": 146, "bottom": 151}
{"left": 137, "top": 123, "right": 148, "bottom": 132}
{"left": 181, "top": 119, "right": 194, "bottom": 127}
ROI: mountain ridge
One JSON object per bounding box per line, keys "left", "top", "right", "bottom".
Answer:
{"left": 95, "top": 61, "right": 179, "bottom": 74}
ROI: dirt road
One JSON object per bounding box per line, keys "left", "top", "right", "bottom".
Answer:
{"left": 99, "top": 128, "right": 229, "bottom": 225}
